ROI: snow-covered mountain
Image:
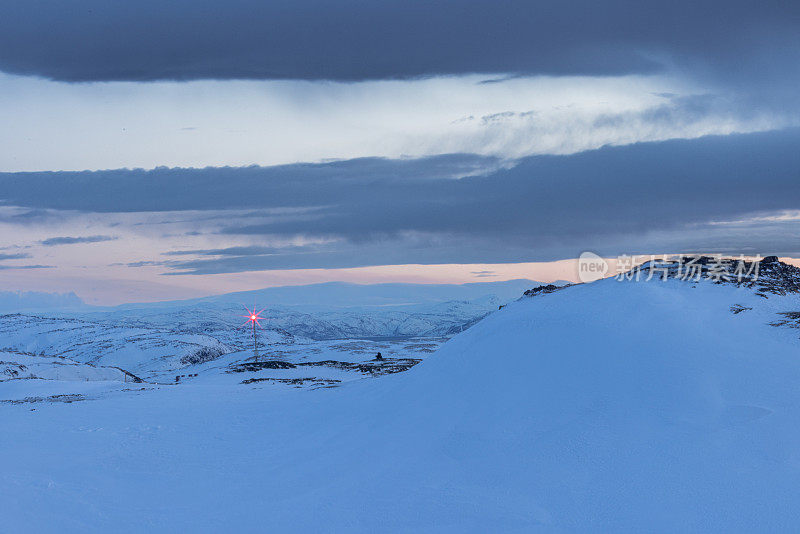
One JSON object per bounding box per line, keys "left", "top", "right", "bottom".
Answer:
{"left": 114, "top": 279, "right": 544, "bottom": 311}
{"left": 85, "top": 293, "right": 506, "bottom": 340}
{"left": 94, "top": 278, "right": 547, "bottom": 341}
{"left": 0, "top": 290, "right": 85, "bottom": 312}
{"left": 0, "top": 280, "right": 544, "bottom": 376}
{"left": 6, "top": 258, "right": 800, "bottom": 530}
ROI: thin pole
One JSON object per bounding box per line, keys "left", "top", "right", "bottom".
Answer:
{"left": 252, "top": 320, "right": 259, "bottom": 361}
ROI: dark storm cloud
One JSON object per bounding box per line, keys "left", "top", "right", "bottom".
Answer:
{"left": 0, "top": 154, "right": 497, "bottom": 213}
{"left": 0, "top": 0, "right": 797, "bottom": 90}
{"left": 213, "top": 128, "right": 800, "bottom": 242}
{"left": 2, "top": 128, "right": 800, "bottom": 272}
{"left": 40, "top": 235, "right": 117, "bottom": 246}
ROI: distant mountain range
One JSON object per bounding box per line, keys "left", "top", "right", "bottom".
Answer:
{"left": 0, "top": 279, "right": 563, "bottom": 373}
{"left": 112, "top": 279, "right": 558, "bottom": 311}
{"left": 0, "top": 290, "right": 84, "bottom": 313}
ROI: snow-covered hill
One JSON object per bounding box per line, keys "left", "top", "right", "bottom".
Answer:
{"left": 0, "top": 280, "right": 538, "bottom": 376}
{"left": 115, "top": 279, "right": 543, "bottom": 311}
{"left": 0, "top": 313, "right": 239, "bottom": 375}
{"left": 0, "top": 290, "right": 85, "bottom": 313}
{"left": 0, "top": 351, "right": 129, "bottom": 382}
{"left": 5, "top": 258, "right": 800, "bottom": 530}
{"left": 92, "top": 278, "right": 546, "bottom": 340}
{"left": 85, "top": 294, "right": 503, "bottom": 340}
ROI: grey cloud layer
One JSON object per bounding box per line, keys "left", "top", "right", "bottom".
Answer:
{"left": 1, "top": 0, "right": 797, "bottom": 91}
{"left": 0, "top": 265, "right": 52, "bottom": 270}
{"left": 40, "top": 235, "right": 117, "bottom": 246}
{"left": 0, "top": 252, "right": 31, "bottom": 261}
{"left": 1, "top": 129, "right": 799, "bottom": 273}
{"left": 0, "top": 154, "right": 495, "bottom": 212}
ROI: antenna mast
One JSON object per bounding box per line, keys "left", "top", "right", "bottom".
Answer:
{"left": 241, "top": 304, "right": 265, "bottom": 362}
{"left": 252, "top": 317, "right": 259, "bottom": 361}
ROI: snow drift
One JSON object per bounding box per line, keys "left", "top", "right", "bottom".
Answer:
{"left": 5, "top": 260, "right": 800, "bottom": 531}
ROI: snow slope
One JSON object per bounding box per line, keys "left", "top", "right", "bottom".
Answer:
{"left": 0, "top": 351, "right": 127, "bottom": 382}
{"left": 0, "top": 313, "right": 239, "bottom": 376}
{"left": 5, "top": 265, "right": 800, "bottom": 531}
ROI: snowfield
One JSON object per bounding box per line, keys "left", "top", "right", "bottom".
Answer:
{"left": 0, "top": 280, "right": 535, "bottom": 379}
{"left": 4, "top": 266, "right": 800, "bottom": 531}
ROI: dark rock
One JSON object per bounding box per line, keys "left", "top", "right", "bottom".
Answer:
{"left": 241, "top": 377, "right": 341, "bottom": 387}
{"left": 297, "top": 358, "right": 422, "bottom": 376}
{"left": 628, "top": 255, "right": 800, "bottom": 296}
{"left": 228, "top": 360, "right": 296, "bottom": 373}
{"left": 1, "top": 393, "right": 86, "bottom": 405}
{"left": 523, "top": 284, "right": 568, "bottom": 298}
{"left": 769, "top": 311, "right": 800, "bottom": 328}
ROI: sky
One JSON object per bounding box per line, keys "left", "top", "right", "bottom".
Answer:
{"left": 0, "top": 0, "right": 798, "bottom": 304}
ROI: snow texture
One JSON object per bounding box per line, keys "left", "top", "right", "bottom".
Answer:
{"left": 4, "top": 265, "right": 800, "bottom": 531}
